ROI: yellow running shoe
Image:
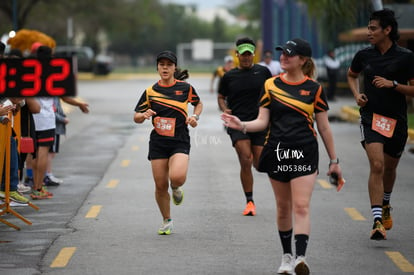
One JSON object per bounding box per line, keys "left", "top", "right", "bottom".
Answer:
{"left": 370, "top": 220, "right": 386, "bottom": 240}
{"left": 171, "top": 186, "right": 183, "bottom": 205}
{"left": 242, "top": 201, "right": 256, "bottom": 216}
{"left": 382, "top": 205, "right": 393, "bottom": 230}
{"left": 158, "top": 219, "right": 173, "bottom": 235}
{"left": 9, "top": 191, "right": 29, "bottom": 204}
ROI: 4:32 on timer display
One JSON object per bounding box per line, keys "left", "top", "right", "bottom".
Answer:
{"left": 0, "top": 57, "right": 77, "bottom": 97}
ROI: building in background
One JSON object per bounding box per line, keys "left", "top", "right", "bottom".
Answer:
{"left": 261, "top": 0, "right": 324, "bottom": 59}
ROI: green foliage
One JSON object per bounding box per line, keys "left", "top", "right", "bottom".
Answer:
{"left": 298, "top": 0, "right": 371, "bottom": 48}
{"left": 228, "top": 0, "right": 261, "bottom": 40}
{"left": 230, "top": 0, "right": 260, "bottom": 21}
{"left": 0, "top": 0, "right": 251, "bottom": 57}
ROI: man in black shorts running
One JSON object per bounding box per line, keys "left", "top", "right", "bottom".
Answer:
{"left": 347, "top": 8, "right": 414, "bottom": 240}
{"left": 218, "top": 37, "right": 272, "bottom": 216}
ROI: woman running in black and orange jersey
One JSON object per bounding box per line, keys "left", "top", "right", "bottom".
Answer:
{"left": 134, "top": 50, "right": 203, "bottom": 235}
{"left": 222, "top": 38, "right": 343, "bottom": 275}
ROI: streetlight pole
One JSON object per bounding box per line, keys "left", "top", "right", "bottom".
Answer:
{"left": 371, "top": 0, "right": 383, "bottom": 11}
{"left": 12, "top": 0, "right": 18, "bottom": 30}
{"left": 261, "top": 0, "right": 272, "bottom": 52}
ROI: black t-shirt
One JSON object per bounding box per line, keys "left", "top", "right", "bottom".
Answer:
{"left": 135, "top": 80, "right": 200, "bottom": 144}
{"left": 219, "top": 64, "right": 272, "bottom": 120}
{"left": 349, "top": 43, "right": 414, "bottom": 125}
{"left": 259, "top": 74, "right": 329, "bottom": 146}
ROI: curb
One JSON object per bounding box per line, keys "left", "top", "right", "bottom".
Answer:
{"left": 340, "top": 106, "right": 359, "bottom": 123}
{"left": 77, "top": 72, "right": 157, "bottom": 80}
{"left": 77, "top": 72, "right": 212, "bottom": 81}
{"left": 340, "top": 105, "right": 414, "bottom": 142}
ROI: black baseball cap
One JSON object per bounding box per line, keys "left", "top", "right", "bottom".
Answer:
{"left": 156, "top": 50, "right": 177, "bottom": 65}
{"left": 275, "top": 38, "right": 312, "bottom": 57}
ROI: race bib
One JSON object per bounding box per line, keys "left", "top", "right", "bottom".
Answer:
{"left": 372, "top": 113, "right": 396, "bottom": 138}
{"left": 154, "top": 117, "right": 176, "bottom": 137}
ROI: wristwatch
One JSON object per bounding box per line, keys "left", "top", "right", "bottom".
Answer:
{"left": 329, "top": 158, "right": 339, "bottom": 166}
{"left": 392, "top": 80, "right": 398, "bottom": 89}
{"left": 192, "top": 114, "right": 199, "bottom": 121}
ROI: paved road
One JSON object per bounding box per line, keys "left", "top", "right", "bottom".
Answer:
{"left": 1, "top": 76, "right": 413, "bottom": 275}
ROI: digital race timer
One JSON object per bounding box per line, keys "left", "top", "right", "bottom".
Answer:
{"left": 0, "top": 57, "right": 76, "bottom": 97}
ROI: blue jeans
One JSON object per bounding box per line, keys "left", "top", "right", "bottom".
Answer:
{"left": 1, "top": 137, "right": 18, "bottom": 192}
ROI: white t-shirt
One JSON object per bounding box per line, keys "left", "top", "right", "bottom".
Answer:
{"left": 259, "top": 60, "right": 282, "bottom": 76}
{"left": 324, "top": 56, "right": 340, "bottom": 70}
{"left": 33, "top": 97, "right": 56, "bottom": 131}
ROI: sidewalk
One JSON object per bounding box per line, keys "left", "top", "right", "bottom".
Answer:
{"left": 327, "top": 96, "right": 358, "bottom": 121}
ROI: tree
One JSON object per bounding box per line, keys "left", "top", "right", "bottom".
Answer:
{"left": 212, "top": 16, "right": 227, "bottom": 42}
{"left": 0, "top": 0, "right": 249, "bottom": 58}
{"left": 228, "top": 0, "right": 261, "bottom": 40}
{"left": 0, "top": 0, "right": 53, "bottom": 30}
{"left": 298, "top": 0, "right": 372, "bottom": 48}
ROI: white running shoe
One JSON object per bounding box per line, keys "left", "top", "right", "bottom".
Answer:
{"left": 10, "top": 200, "right": 29, "bottom": 207}
{"left": 158, "top": 219, "right": 173, "bottom": 235}
{"left": 49, "top": 174, "right": 64, "bottom": 184}
{"left": 18, "top": 183, "right": 31, "bottom": 193}
{"left": 294, "top": 256, "right": 310, "bottom": 275}
{"left": 171, "top": 186, "right": 184, "bottom": 205}
{"left": 277, "top": 253, "right": 294, "bottom": 274}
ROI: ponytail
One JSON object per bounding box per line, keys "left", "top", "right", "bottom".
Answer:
{"left": 301, "top": 57, "right": 316, "bottom": 79}
{"left": 174, "top": 67, "right": 189, "bottom": 80}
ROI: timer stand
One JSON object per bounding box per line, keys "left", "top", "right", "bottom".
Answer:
{"left": 0, "top": 112, "right": 39, "bottom": 230}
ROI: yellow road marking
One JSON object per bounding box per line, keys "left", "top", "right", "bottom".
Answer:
{"left": 50, "top": 247, "right": 77, "bottom": 268}
{"left": 132, "top": 145, "right": 139, "bottom": 151}
{"left": 317, "top": 179, "right": 333, "bottom": 189}
{"left": 121, "top": 159, "right": 130, "bottom": 167}
{"left": 385, "top": 251, "right": 414, "bottom": 272}
{"left": 106, "top": 179, "right": 119, "bottom": 188}
{"left": 85, "top": 205, "right": 102, "bottom": 218}
{"left": 344, "top": 207, "right": 366, "bottom": 221}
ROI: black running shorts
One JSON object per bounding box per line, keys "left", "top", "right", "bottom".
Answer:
{"left": 227, "top": 127, "right": 266, "bottom": 147}
{"left": 35, "top": 129, "right": 55, "bottom": 148}
{"left": 360, "top": 122, "right": 407, "bottom": 158}
{"left": 258, "top": 140, "right": 319, "bottom": 182}
{"left": 148, "top": 139, "right": 190, "bottom": 160}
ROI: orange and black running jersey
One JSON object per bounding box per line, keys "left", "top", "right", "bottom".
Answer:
{"left": 349, "top": 43, "right": 414, "bottom": 125}
{"left": 259, "top": 74, "right": 328, "bottom": 146}
{"left": 135, "top": 79, "right": 200, "bottom": 143}
{"left": 219, "top": 64, "right": 272, "bottom": 120}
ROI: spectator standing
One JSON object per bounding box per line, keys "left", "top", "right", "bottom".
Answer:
{"left": 30, "top": 45, "right": 55, "bottom": 199}
{"left": 323, "top": 49, "right": 341, "bottom": 101}
{"left": 259, "top": 50, "right": 282, "bottom": 76}
{"left": 44, "top": 97, "right": 67, "bottom": 186}
{"left": 19, "top": 98, "right": 41, "bottom": 192}
{"left": 0, "top": 98, "right": 30, "bottom": 205}
{"left": 45, "top": 96, "right": 89, "bottom": 186}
